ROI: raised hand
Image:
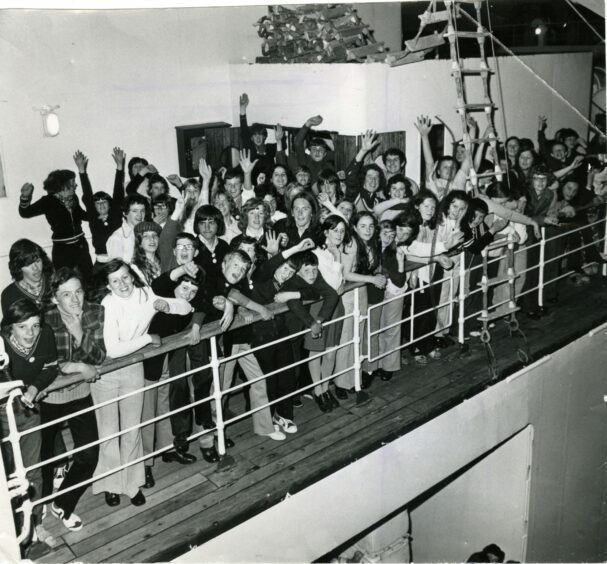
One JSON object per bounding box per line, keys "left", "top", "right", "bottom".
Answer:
{"left": 141, "top": 164, "right": 158, "bottom": 176}
{"left": 538, "top": 115, "right": 547, "bottom": 132}
{"left": 166, "top": 174, "right": 183, "bottom": 188}
{"left": 571, "top": 155, "right": 584, "bottom": 169}
{"left": 396, "top": 245, "right": 407, "bottom": 263}
{"left": 305, "top": 115, "right": 323, "bottom": 128}
{"left": 317, "top": 192, "right": 330, "bottom": 206}
{"left": 239, "top": 93, "right": 249, "bottom": 112}
{"left": 73, "top": 150, "right": 88, "bottom": 174}
{"left": 239, "top": 149, "right": 258, "bottom": 175}
{"left": 262, "top": 230, "right": 281, "bottom": 256}
{"left": 111, "top": 147, "right": 126, "bottom": 170}
{"left": 275, "top": 123, "right": 284, "bottom": 143}
{"left": 199, "top": 157, "right": 212, "bottom": 183}
{"left": 466, "top": 115, "right": 478, "bottom": 132}
{"left": 20, "top": 182, "right": 34, "bottom": 199}
{"left": 183, "top": 262, "right": 200, "bottom": 278}
{"left": 415, "top": 115, "right": 432, "bottom": 136}
{"left": 360, "top": 129, "right": 379, "bottom": 154}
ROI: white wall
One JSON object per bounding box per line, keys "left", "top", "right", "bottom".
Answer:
{"left": 178, "top": 325, "right": 607, "bottom": 563}
{"left": 0, "top": 5, "right": 593, "bottom": 289}
{"left": 410, "top": 427, "right": 533, "bottom": 563}
{"left": 230, "top": 51, "right": 593, "bottom": 183}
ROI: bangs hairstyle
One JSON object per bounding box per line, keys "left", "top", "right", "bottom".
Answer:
{"left": 360, "top": 163, "right": 386, "bottom": 193}
{"left": 393, "top": 208, "right": 421, "bottom": 245}
{"left": 1, "top": 298, "right": 42, "bottom": 333}
{"left": 250, "top": 123, "right": 268, "bottom": 138}
{"left": 295, "top": 250, "right": 319, "bottom": 269}
{"left": 127, "top": 157, "right": 148, "bottom": 179}
{"left": 194, "top": 205, "right": 226, "bottom": 237}
{"left": 8, "top": 239, "right": 53, "bottom": 282}
{"left": 318, "top": 214, "right": 351, "bottom": 248}
{"left": 414, "top": 190, "right": 439, "bottom": 228}
{"left": 173, "top": 232, "right": 199, "bottom": 249}
{"left": 223, "top": 249, "right": 252, "bottom": 269}
{"left": 176, "top": 270, "right": 204, "bottom": 288}
{"left": 385, "top": 173, "right": 413, "bottom": 199}
{"left": 93, "top": 191, "right": 112, "bottom": 204}
{"left": 43, "top": 170, "right": 76, "bottom": 195}
{"left": 122, "top": 193, "right": 149, "bottom": 217}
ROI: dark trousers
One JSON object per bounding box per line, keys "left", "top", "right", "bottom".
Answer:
{"left": 143, "top": 340, "right": 213, "bottom": 448}
{"left": 52, "top": 238, "right": 93, "bottom": 281}
{"left": 255, "top": 339, "right": 295, "bottom": 421}
{"left": 40, "top": 396, "right": 98, "bottom": 518}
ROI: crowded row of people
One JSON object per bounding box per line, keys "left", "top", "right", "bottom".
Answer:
{"left": 1, "top": 94, "right": 605, "bottom": 551}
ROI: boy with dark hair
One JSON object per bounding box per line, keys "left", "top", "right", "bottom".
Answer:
{"left": 291, "top": 115, "right": 336, "bottom": 183}
{"left": 106, "top": 193, "right": 148, "bottom": 262}
{"left": 239, "top": 93, "right": 277, "bottom": 168}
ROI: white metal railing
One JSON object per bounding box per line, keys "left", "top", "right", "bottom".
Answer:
{"left": 0, "top": 206, "right": 605, "bottom": 551}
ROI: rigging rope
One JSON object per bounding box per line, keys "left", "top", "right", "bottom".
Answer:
{"left": 458, "top": 7, "right": 606, "bottom": 139}
{"left": 564, "top": 0, "right": 605, "bottom": 43}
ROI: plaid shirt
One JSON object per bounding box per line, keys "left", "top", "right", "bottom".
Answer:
{"left": 44, "top": 301, "right": 105, "bottom": 404}
{"left": 45, "top": 302, "right": 106, "bottom": 366}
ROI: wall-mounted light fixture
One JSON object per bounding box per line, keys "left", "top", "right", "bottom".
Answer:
{"left": 35, "top": 105, "right": 61, "bottom": 137}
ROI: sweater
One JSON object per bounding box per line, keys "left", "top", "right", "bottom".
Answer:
{"left": 19, "top": 193, "right": 87, "bottom": 243}
{"left": 0, "top": 325, "right": 58, "bottom": 393}
{"left": 80, "top": 170, "right": 125, "bottom": 259}
{"left": 101, "top": 287, "right": 193, "bottom": 359}
{"left": 1, "top": 275, "right": 53, "bottom": 318}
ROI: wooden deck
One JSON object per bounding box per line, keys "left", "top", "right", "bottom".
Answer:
{"left": 29, "top": 274, "right": 607, "bottom": 563}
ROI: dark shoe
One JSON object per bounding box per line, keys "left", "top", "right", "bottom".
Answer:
{"left": 143, "top": 466, "right": 155, "bottom": 489}
{"left": 225, "top": 437, "right": 235, "bottom": 449}
{"left": 334, "top": 387, "right": 349, "bottom": 400}
{"left": 314, "top": 393, "right": 331, "bottom": 413}
{"left": 434, "top": 335, "right": 453, "bottom": 349}
{"left": 380, "top": 370, "right": 394, "bottom": 381}
{"left": 130, "top": 490, "right": 146, "bottom": 506}
{"left": 200, "top": 446, "right": 219, "bottom": 464}
{"left": 162, "top": 451, "right": 196, "bottom": 465}
{"left": 292, "top": 395, "right": 303, "bottom": 408}
{"left": 325, "top": 390, "right": 339, "bottom": 409}
{"left": 361, "top": 371, "right": 374, "bottom": 389}
{"left": 104, "top": 492, "right": 120, "bottom": 507}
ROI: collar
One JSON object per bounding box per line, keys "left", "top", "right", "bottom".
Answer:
{"left": 246, "top": 226, "right": 264, "bottom": 239}
{"left": 198, "top": 235, "right": 218, "bottom": 253}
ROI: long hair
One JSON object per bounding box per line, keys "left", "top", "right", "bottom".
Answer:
{"left": 132, "top": 232, "right": 161, "bottom": 285}
{"left": 351, "top": 211, "right": 380, "bottom": 275}
{"left": 414, "top": 190, "right": 439, "bottom": 229}
{"left": 316, "top": 214, "right": 351, "bottom": 249}
{"left": 1, "top": 298, "right": 41, "bottom": 336}
{"left": 238, "top": 197, "right": 268, "bottom": 232}
{"left": 92, "top": 259, "right": 146, "bottom": 303}
{"left": 8, "top": 239, "right": 53, "bottom": 282}
{"left": 437, "top": 190, "right": 471, "bottom": 228}
{"left": 194, "top": 205, "right": 226, "bottom": 237}
{"left": 286, "top": 191, "right": 320, "bottom": 233}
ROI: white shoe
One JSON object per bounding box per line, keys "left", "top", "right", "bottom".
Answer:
{"left": 266, "top": 425, "right": 286, "bottom": 441}
{"left": 53, "top": 464, "right": 67, "bottom": 491}
{"left": 273, "top": 415, "right": 298, "bottom": 434}
{"left": 51, "top": 503, "right": 83, "bottom": 532}
{"left": 34, "top": 524, "right": 58, "bottom": 547}
{"left": 469, "top": 330, "right": 482, "bottom": 337}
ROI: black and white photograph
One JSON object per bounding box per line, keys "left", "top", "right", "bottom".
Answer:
{"left": 0, "top": 0, "right": 605, "bottom": 562}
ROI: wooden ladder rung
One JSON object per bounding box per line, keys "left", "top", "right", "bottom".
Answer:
{"left": 388, "top": 50, "right": 427, "bottom": 67}
{"left": 452, "top": 67, "right": 493, "bottom": 75}
{"left": 419, "top": 9, "right": 454, "bottom": 25}
{"left": 458, "top": 102, "right": 495, "bottom": 111}
{"left": 477, "top": 307, "right": 520, "bottom": 324}
{"left": 478, "top": 274, "right": 518, "bottom": 288}
{"left": 445, "top": 30, "right": 490, "bottom": 39}
{"left": 405, "top": 33, "right": 445, "bottom": 52}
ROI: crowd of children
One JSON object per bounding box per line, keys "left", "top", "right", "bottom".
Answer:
{"left": 1, "top": 93, "right": 606, "bottom": 551}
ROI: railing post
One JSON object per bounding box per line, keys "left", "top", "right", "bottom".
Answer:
{"left": 538, "top": 227, "right": 546, "bottom": 308}
{"left": 602, "top": 206, "right": 607, "bottom": 277}
{"left": 458, "top": 251, "right": 466, "bottom": 344}
{"left": 352, "top": 286, "right": 362, "bottom": 392}
{"left": 209, "top": 336, "right": 226, "bottom": 456}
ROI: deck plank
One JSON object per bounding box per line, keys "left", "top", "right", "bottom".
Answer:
{"left": 25, "top": 276, "right": 607, "bottom": 563}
